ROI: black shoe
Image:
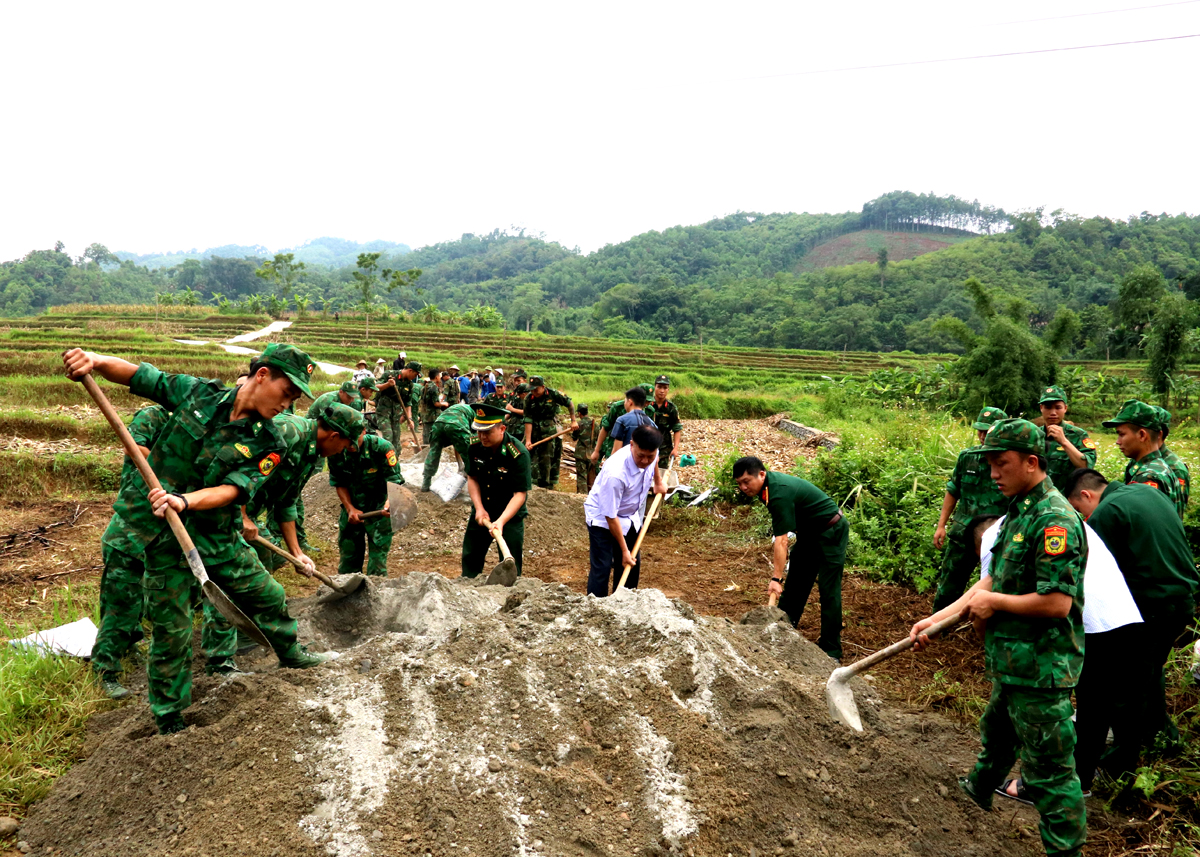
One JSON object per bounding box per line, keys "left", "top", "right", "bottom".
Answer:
{"left": 156, "top": 713, "right": 187, "bottom": 735}
{"left": 958, "top": 776, "right": 993, "bottom": 810}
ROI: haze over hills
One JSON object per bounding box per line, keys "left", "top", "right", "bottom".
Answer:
{"left": 114, "top": 236, "right": 413, "bottom": 270}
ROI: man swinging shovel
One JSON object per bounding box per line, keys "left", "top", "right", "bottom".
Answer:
{"left": 461, "top": 404, "right": 531, "bottom": 581}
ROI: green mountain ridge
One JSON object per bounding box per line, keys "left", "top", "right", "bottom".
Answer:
{"left": 114, "top": 236, "right": 413, "bottom": 270}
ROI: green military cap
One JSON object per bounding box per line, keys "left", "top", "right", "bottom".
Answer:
{"left": 405, "top": 361, "right": 422, "bottom": 372}
{"left": 470, "top": 403, "right": 508, "bottom": 431}
{"left": 577, "top": 403, "right": 589, "bottom": 414}
{"left": 981, "top": 418, "right": 1045, "bottom": 455}
{"left": 640, "top": 383, "right": 653, "bottom": 393}
{"left": 655, "top": 374, "right": 670, "bottom": 386}
{"left": 971, "top": 406, "right": 1009, "bottom": 431}
{"left": 1037, "top": 384, "right": 1067, "bottom": 405}
{"left": 357, "top": 375, "right": 378, "bottom": 391}
{"left": 528, "top": 375, "right": 545, "bottom": 387}
{"left": 257, "top": 343, "right": 315, "bottom": 398}
{"left": 320, "top": 402, "right": 366, "bottom": 447}
{"left": 339, "top": 380, "right": 359, "bottom": 396}
{"left": 1102, "top": 399, "right": 1160, "bottom": 429}
{"left": 1154, "top": 406, "right": 1172, "bottom": 432}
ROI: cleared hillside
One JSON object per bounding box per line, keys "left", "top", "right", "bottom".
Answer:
{"left": 794, "top": 229, "right": 971, "bottom": 272}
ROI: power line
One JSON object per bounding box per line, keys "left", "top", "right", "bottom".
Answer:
{"left": 994, "top": 0, "right": 1200, "bottom": 26}
{"left": 740, "top": 33, "right": 1200, "bottom": 81}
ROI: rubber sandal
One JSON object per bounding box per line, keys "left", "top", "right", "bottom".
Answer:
{"left": 995, "top": 778, "right": 1035, "bottom": 806}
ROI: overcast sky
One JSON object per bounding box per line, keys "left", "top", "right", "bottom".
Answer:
{"left": 2, "top": 1, "right": 1196, "bottom": 263}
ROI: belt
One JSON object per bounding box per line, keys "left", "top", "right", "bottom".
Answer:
{"left": 821, "top": 511, "right": 843, "bottom": 532}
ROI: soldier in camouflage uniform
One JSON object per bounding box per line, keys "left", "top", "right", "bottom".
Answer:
{"left": 419, "top": 368, "right": 447, "bottom": 445}
{"left": 63, "top": 343, "right": 335, "bottom": 734}
{"left": 1037, "top": 385, "right": 1097, "bottom": 491}
{"left": 1152, "top": 407, "right": 1189, "bottom": 510}
{"left": 591, "top": 383, "right": 653, "bottom": 467}
{"left": 375, "top": 361, "right": 420, "bottom": 447}
{"left": 442, "top": 367, "right": 461, "bottom": 406}
{"left": 461, "top": 403, "right": 532, "bottom": 577}
{"left": 421, "top": 402, "right": 476, "bottom": 491}
{"left": 328, "top": 431, "right": 404, "bottom": 576}
{"left": 912, "top": 418, "right": 1087, "bottom": 857}
{"left": 522, "top": 375, "right": 576, "bottom": 489}
{"left": 931, "top": 406, "right": 1011, "bottom": 611}
{"left": 307, "top": 382, "right": 362, "bottom": 419}
{"left": 572, "top": 404, "right": 598, "bottom": 493}
{"left": 1104, "top": 399, "right": 1184, "bottom": 518}
{"left": 646, "top": 375, "right": 683, "bottom": 468}
{"left": 248, "top": 404, "right": 363, "bottom": 572}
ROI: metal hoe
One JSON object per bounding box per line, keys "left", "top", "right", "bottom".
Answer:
{"left": 251, "top": 535, "right": 366, "bottom": 598}
{"left": 80, "top": 374, "right": 272, "bottom": 650}
{"left": 360, "top": 482, "right": 419, "bottom": 531}
{"left": 825, "top": 611, "right": 961, "bottom": 732}
{"left": 485, "top": 526, "right": 518, "bottom": 586}
{"left": 527, "top": 426, "right": 573, "bottom": 450}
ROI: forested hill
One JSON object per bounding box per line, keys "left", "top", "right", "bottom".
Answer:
{"left": 4, "top": 192, "right": 1199, "bottom": 358}
{"left": 115, "top": 236, "right": 412, "bottom": 269}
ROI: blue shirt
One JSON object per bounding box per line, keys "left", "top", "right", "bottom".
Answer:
{"left": 611, "top": 410, "right": 654, "bottom": 444}
{"left": 481, "top": 379, "right": 497, "bottom": 397}
{"left": 459, "top": 376, "right": 471, "bottom": 395}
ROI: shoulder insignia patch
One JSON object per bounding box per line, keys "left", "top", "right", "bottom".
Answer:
{"left": 386, "top": 449, "right": 398, "bottom": 467}
{"left": 259, "top": 452, "right": 281, "bottom": 476}
{"left": 1044, "top": 525, "right": 1067, "bottom": 555}
{"left": 253, "top": 421, "right": 262, "bottom": 431}
{"left": 1180, "top": 478, "right": 1186, "bottom": 487}
{"left": 1083, "top": 438, "right": 1097, "bottom": 449}
{"left": 1145, "top": 480, "right": 1159, "bottom": 489}
{"left": 235, "top": 443, "right": 252, "bottom": 458}
{"left": 366, "top": 467, "right": 378, "bottom": 474}
{"left": 1012, "top": 533, "right": 1024, "bottom": 543}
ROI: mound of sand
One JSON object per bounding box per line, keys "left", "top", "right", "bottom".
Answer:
{"left": 21, "top": 573, "right": 1034, "bottom": 857}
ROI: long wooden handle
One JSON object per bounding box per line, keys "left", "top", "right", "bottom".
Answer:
{"left": 362, "top": 509, "right": 388, "bottom": 520}
{"left": 81, "top": 374, "right": 196, "bottom": 555}
{"left": 528, "top": 426, "right": 572, "bottom": 450}
{"left": 409, "top": 421, "right": 423, "bottom": 450}
{"left": 490, "top": 526, "right": 513, "bottom": 560}
{"left": 615, "top": 457, "right": 675, "bottom": 589}
{"left": 250, "top": 534, "right": 338, "bottom": 589}
{"left": 840, "top": 612, "right": 963, "bottom": 679}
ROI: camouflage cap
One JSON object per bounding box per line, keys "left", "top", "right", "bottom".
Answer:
{"left": 971, "top": 406, "right": 1009, "bottom": 431}
{"left": 338, "top": 380, "right": 359, "bottom": 396}
{"left": 404, "top": 361, "right": 422, "bottom": 372}
{"left": 1102, "top": 399, "right": 1159, "bottom": 429}
{"left": 319, "top": 402, "right": 366, "bottom": 448}
{"left": 357, "top": 375, "right": 378, "bottom": 391}
{"left": 640, "top": 383, "right": 653, "bottom": 393}
{"left": 256, "top": 343, "right": 315, "bottom": 398}
{"left": 1154, "top": 406, "right": 1172, "bottom": 432}
{"left": 577, "top": 403, "right": 589, "bottom": 414}
{"left": 1038, "top": 384, "right": 1067, "bottom": 405}
{"left": 528, "top": 375, "right": 545, "bottom": 387}
{"left": 981, "top": 418, "right": 1045, "bottom": 456}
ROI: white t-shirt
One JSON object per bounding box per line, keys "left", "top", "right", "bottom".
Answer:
{"left": 980, "top": 516, "right": 1142, "bottom": 635}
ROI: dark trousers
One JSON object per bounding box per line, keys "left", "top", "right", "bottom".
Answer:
{"left": 933, "top": 532, "right": 977, "bottom": 613}
{"left": 1137, "top": 605, "right": 1194, "bottom": 747}
{"left": 461, "top": 518, "right": 524, "bottom": 578}
{"left": 778, "top": 517, "right": 848, "bottom": 659}
{"left": 1075, "top": 624, "right": 1143, "bottom": 790}
{"left": 588, "top": 523, "right": 640, "bottom": 597}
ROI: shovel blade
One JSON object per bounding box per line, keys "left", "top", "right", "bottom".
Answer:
{"left": 387, "top": 483, "right": 418, "bottom": 531}
{"left": 485, "top": 557, "right": 518, "bottom": 587}
{"left": 202, "top": 581, "right": 272, "bottom": 649}
{"left": 825, "top": 668, "right": 863, "bottom": 732}
{"left": 330, "top": 573, "right": 368, "bottom": 596}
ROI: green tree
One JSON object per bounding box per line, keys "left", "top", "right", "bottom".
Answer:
{"left": 255, "top": 253, "right": 307, "bottom": 299}
{"left": 350, "top": 252, "right": 421, "bottom": 340}
{"left": 876, "top": 247, "right": 888, "bottom": 288}
{"left": 508, "top": 283, "right": 546, "bottom": 331}
{"left": 294, "top": 293, "right": 312, "bottom": 318}
{"left": 1043, "top": 308, "right": 1081, "bottom": 355}
{"left": 1144, "top": 291, "right": 1193, "bottom": 404}
{"left": 83, "top": 243, "right": 117, "bottom": 267}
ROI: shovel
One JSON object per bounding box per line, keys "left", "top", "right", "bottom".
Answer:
{"left": 360, "top": 482, "right": 419, "bottom": 531}
{"left": 825, "top": 611, "right": 962, "bottom": 732}
{"left": 485, "top": 525, "right": 518, "bottom": 586}
{"left": 251, "top": 535, "right": 366, "bottom": 598}
{"left": 527, "top": 426, "right": 572, "bottom": 450}
{"left": 79, "top": 374, "right": 272, "bottom": 650}
{"left": 615, "top": 457, "right": 674, "bottom": 591}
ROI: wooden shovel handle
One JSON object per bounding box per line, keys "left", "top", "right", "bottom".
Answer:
{"left": 840, "top": 612, "right": 963, "bottom": 679}
{"left": 489, "top": 526, "right": 513, "bottom": 560}
{"left": 250, "top": 534, "right": 338, "bottom": 589}
{"left": 527, "top": 426, "right": 572, "bottom": 450}
{"left": 362, "top": 509, "right": 388, "bottom": 520}
{"left": 615, "top": 456, "right": 674, "bottom": 589}
{"left": 81, "top": 374, "right": 196, "bottom": 555}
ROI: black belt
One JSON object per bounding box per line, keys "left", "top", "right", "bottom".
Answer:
{"left": 822, "top": 512, "right": 843, "bottom": 532}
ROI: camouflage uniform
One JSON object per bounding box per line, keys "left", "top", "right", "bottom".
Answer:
{"left": 646, "top": 394, "right": 683, "bottom": 467}
{"left": 1037, "top": 386, "right": 1098, "bottom": 492}
{"left": 442, "top": 375, "right": 461, "bottom": 406}
{"left": 598, "top": 399, "right": 625, "bottom": 461}
{"left": 376, "top": 367, "right": 415, "bottom": 447}
{"left": 328, "top": 433, "right": 403, "bottom": 576}
{"left": 248, "top": 413, "right": 327, "bottom": 571}
{"left": 966, "top": 419, "right": 1087, "bottom": 857}
{"left": 1105, "top": 400, "right": 1184, "bottom": 518}
{"left": 419, "top": 381, "right": 443, "bottom": 445}
{"left": 109, "top": 353, "right": 316, "bottom": 727}
{"left": 421, "top": 403, "right": 476, "bottom": 491}
{"left": 523, "top": 381, "right": 572, "bottom": 489}
{"left": 932, "top": 406, "right": 1010, "bottom": 612}
{"left": 572, "top": 414, "right": 599, "bottom": 494}
{"left": 461, "top": 415, "right": 531, "bottom": 578}
{"left": 308, "top": 388, "right": 362, "bottom": 419}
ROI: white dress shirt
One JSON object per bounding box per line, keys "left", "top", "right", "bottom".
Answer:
{"left": 584, "top": 445, "right": 656, "bottom": 534}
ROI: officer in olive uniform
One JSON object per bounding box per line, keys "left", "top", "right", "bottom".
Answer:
{"left": 328, "top": 430, "right": 403, "bottom": 576}
{"left": 1038, "top": 385, "right": 1097, "bottom": 491}
{"left": 248, "top": 404, "right": 363, "bottom": 573}
{"left": 421, "top": 402, "right": 475, "bottom": 491}
{"left": 931, "top": 406, "right": 1011, "bottom": 611}
{"left": 522, "top": 375, "right": 577, "bottom": 489}
{"left": 1104, "top": 399, "right": 1184, "bottom": 517}
{"left": 376, "top": 361, "right": 421, "bottom": 446}
{"left": 62, "top": 343, "right": 336, "bottom": 734}
{"left": 646, "top": 375, "right": 683, "bottom": 468}
{"left": 419, "top": 368, "right": 447, "bottom": 445}
{"left": 912, "top": 418, "right": 1087, "bottom": 857}
{"left": 462, "top": 404, "right": 531, "bottom": 578}
{"left": 572, "top": 403, "right": 598, "bottom": 493}
{"left": 1152, "top": 407, "right": 1189, "bottom": 509}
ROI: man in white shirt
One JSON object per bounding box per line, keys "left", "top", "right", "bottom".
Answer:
{"left": 585, "top": 425, "right": 666, "bottom": 596}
